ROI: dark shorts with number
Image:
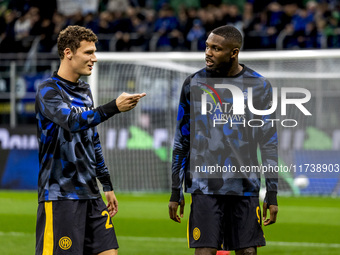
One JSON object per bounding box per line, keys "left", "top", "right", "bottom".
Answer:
{"left": 188, "top": 194, "right": 265, "bottom": 251}
{"left": 36, "top": 198, "right": 118, "bottom": 255}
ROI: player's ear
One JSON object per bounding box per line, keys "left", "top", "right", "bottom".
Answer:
{"left": 64, "top": 48, "right": 73, "bottom": 60}
{"left": 231, "top": 47, "right": 239, "bottom": 59}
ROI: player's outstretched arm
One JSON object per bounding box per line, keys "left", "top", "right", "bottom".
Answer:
{"left": 168, "top": 199, "right": 185, "bottom": 223}
{"left": 104, "top": 190, "right": 118, "bottom": 218}
{"left": 116, "top": 92, "right": 146, "bottom": 112}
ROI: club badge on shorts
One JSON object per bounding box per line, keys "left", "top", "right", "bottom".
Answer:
{"left": 193, "top": 227, "right": 201, "bottom": 240}
{"left": 59, "top": 236, "right": 72, "bottom": 250}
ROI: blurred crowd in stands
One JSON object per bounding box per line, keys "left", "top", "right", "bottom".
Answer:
{"left": 0, "top": 0, "right": 340, "bottom": 53}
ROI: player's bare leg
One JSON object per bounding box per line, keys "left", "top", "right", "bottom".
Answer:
{"left": 97, "top": 248, "right": 118, "bottom": 255}
{"left": 195, "top": 247, "right": 217, "bottom": 255}
{"left": 235, "top": 247, "right": 257, "bottom": 255}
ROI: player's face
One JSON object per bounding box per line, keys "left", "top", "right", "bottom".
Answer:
{"left": 205, "top": 33, "right": 237, "bottom": 72}
{"left": 70, "top": 40, "right": 97, "bottom": 77}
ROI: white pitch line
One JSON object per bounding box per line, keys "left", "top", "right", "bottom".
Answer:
{"left": 119, "top": 236, "right": 340, "bottom": 248}
{"left": 267, "top": 241, "right": 340, "bottom": 248}
{"left": 1, "top": 232, "right": 339, "bottom": 248}
{"left": 117, "top": 237, "right": 340, "bottom": 249}
{"left": 0, "top": 231, "right": 33, "bottom": 237}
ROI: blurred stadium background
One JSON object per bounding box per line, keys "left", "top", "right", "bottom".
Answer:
{"left": 0, "top": 0, "right": 340, "bottom": 254}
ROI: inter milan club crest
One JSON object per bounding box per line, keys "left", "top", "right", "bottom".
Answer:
{"left": 59, "top": 236, "right": 72, "bottom": 250}
{"left": 193, "top": 227, "right": 201, "bottom": 240}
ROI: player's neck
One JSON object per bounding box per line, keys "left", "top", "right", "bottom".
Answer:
{"left": 215, "top": 62, "right": 243, "bottom": 77}
{"left": 57, "top": 63, "right": 80, "bottom": 83}
{"left": 225, "top": 63, "right": 243, "bottom": 77}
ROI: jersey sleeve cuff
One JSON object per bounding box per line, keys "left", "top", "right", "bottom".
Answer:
{"left": 98, "top": 99, "right": 120, "bottom": 119}
{"left": 265, "top": 191, "right": 278, "bottom": 206}
{"left": 170, "top": 188, "right": 181, "bottom": 203}
{"left": 97, "top": 176, "right": 114, "bottom": 192}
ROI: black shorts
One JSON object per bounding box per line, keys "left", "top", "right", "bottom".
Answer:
{"left": 36, "top": 198, "right": 118, "bottom": 255}
{"left": 188, "top": 194, "right": 265, "bottom": 251}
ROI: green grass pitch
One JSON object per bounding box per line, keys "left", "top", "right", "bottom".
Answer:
{"left": 0, "top": 191, "right": 340, "bottom": 255}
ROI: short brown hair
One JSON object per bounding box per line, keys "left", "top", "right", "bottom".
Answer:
{"left": 57, "top": 25, "right": 98, "bottom": 59}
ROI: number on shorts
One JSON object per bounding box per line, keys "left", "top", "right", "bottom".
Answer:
{"left": 101, "top": 211, "right": 113, "bottom": 229}
{"left": 256, "top": 206, "right": 261, "bottom": 224}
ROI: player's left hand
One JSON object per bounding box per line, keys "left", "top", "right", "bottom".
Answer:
{"left": 168, "top": 199, "right": 185, "bottom": 223}
{"left": 263, "top": 203, "right": 278, "bottom": 226}
{"left": 105, "top": 190, "right": 118, "bottom": 217}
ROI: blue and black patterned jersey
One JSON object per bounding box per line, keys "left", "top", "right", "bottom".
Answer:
{"left": 171, "top": 65, "right": 278, "bottom": 204}
{"left": 35, "top": 72, "right": 120, "bottom": 202}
